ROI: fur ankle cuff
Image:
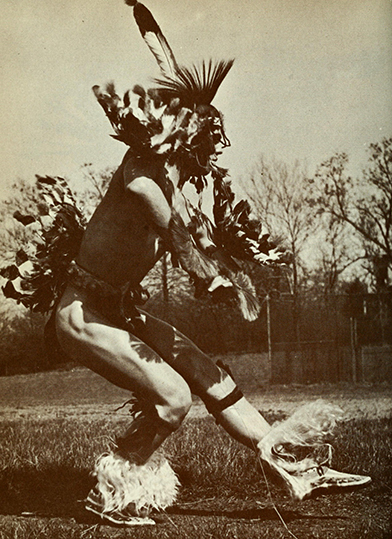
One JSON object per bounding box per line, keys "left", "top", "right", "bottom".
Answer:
{"left": 93, "top": 452, "right": 180, "bottom": 514}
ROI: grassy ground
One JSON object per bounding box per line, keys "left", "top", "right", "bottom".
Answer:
{"left": 1, "top": 362, "right": 391, "bottom": 420}
{"left": 0, "top": 366, "right": 391, "bottom": 538}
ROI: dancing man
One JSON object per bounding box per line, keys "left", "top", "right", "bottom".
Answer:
{"left": 2, "top": 0, "right": 371, "bottom": 527}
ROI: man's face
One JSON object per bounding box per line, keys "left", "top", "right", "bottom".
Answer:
{"left": 192, "top": 105, "right": 230, "bottom": 163}
{"left": 210, "top": 115, "right": 229, "bottom": 159}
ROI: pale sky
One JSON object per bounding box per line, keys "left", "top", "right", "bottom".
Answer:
{"left": 1, "top": 0, "right": 391, "bottom": 200}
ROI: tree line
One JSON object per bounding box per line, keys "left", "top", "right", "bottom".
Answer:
{"left": 244, "top": 137, "right": 392, "bottom": 296}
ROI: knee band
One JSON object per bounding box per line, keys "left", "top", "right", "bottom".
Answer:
{"left": 203, "top": 386, "right": 244, "bottom": 417}
{"left": 202, "top": 360, "right": 243, "bottom": 418}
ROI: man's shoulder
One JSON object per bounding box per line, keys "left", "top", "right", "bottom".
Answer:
{"left": 123, "top": 150, "right": 165, "bottom": 182}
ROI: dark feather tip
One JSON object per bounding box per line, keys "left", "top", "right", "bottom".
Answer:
{"left": 13, "top": 211, "right": 35, "bottom": 226}
{"left": 124, "top": 0, "right": 138, "bottom": 6}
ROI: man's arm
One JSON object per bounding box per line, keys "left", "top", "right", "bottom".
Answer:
{"left": 126, "top": 176, "right": 172, "bottom": 230}
{"left": 125, "top": 174, "right": 224, "bottom": 291}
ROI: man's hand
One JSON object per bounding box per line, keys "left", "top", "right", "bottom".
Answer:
{"left": 207, "top": 246, "right": 240, "bottom": 274}
{"left": 207, "top": 275, "right": 236, "bottom": 304}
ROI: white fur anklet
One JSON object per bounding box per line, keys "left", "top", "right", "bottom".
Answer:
{"left": 258, "top": 400, "right": 344, "bottom": 499}
{"left": 93, "top": 452, "right": 180, "bottom": 514}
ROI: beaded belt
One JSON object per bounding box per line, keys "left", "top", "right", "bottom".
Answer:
{"left": 66, "top": 260, "right": 149, "bottom": 329}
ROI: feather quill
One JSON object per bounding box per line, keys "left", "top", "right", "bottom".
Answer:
{"left": 155, "top": 60, "right": 234, "bottom": 107}
{"left": 125, "top": 0, "right": 178, "bottom": 78}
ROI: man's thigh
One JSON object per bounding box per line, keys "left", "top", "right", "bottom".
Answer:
{"left": 136, "top": 310, "right": 233, "bottom": 396}
{"left": 55, "top": 286, "right": 190, "bottom": 402}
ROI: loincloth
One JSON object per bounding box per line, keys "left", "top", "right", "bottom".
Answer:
{"left": 66, "top": 260, "right": 149, "bottom": 331}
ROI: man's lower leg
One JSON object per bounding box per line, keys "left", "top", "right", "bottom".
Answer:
{"left": 86, "top": 402, "right": 181, "bottom": 523}
{"left": 201, "top": 380, "right": 371, "bottom": 500}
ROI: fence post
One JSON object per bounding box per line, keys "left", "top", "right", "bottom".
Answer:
{"left": 266, "top": 293, "right": 272, "bottom": 383}
{"left": 350, "top": 317, "right": 357, "bottom": 383}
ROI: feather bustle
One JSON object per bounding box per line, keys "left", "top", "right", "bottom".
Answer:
{"left": 0, "top": 176, "right": 86, "bottom": 313}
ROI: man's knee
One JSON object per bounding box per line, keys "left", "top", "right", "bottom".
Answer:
{"left": 156, "top": 381, "right": 192, "bottom": 429}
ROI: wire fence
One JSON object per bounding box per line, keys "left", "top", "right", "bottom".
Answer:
{"left": 1, "top": 291, "right": 391, "bottom": 382}
{"left": 158, "top": 291, "right": 392, "bottom": 384}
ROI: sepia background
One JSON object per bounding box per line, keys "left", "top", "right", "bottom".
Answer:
{"left": 0, "top": 1, "right": 391, "bottom": 537}
{"left": 0, "top": 0, "right": 391, "bottom": 197}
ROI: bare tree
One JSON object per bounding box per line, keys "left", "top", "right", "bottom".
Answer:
{"left": 306, "top": 198, "right": 363, "bottom": 294}
{"left": 0, "top": 178, "right": 42, "bottom": 269}
{"left": 244, "top": 157, "right": 315, "bottom": 295}
{"left": 242, "top": 157, "right": 317, "bottom": 343}
{"left": 311, "top": 137, "right": 392, "bottom": 290}
{"left": 75, "top": 164, "right": 114, "bottom": 219}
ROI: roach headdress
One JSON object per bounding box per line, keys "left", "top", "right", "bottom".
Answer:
{"left": 126, "top": 0, "right": 233, "bottom": 107}
{"left": 93, "top": 0, "right": 233, "bottom": 178}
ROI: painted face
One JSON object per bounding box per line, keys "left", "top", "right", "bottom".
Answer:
{"left": 174, "top": 104, "right": 231, "bottom": 190}
{"left": 190, "top": 105, "right": 230, "bottom": 164}
{"left": 210, "top": 115, "right": 231, "bottom": 159}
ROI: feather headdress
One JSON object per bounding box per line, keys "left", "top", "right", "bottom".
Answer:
{"left": 125, "top": 0, "right": 233, "bottom": 108}
{"left": 93, "top": 1, "right": 233, "bottom": 157}
{"left": 155, "top": 60, "right": 234, "bottom": 109}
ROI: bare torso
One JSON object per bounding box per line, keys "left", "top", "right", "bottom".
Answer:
{"left": 76, "top": 151, "right": 171, "bottom": 287}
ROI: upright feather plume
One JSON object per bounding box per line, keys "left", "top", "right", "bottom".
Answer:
{"left": 125, "top": 0, "right": 178, "bottom": 78}
{"left": 125, "top": 1, "right": 233, "bottom": 107}
{"left": 155, "top": 59, "right": 234, "bottom": 108}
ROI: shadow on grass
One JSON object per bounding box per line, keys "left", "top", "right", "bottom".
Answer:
{"left": 0, "top": 465, "right": 356, "bottom": 527}
{"left": 0, "top": 415, "right": 390, "bottom": 538}
{"left": 0, "top": 465, "right": 94, "bottom": 522}
{"left": 168, "top": 505, "right": 349, "bottom": 523}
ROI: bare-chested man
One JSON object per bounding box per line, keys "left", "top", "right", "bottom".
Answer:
{"left": 3, "top": 0, "right": 371, "bottom": 527}
{"left": 55, "top": 102, "right": 370, "bottom": 524}
{"left": 55, "top": 140, "right": 285, "bottom": 522}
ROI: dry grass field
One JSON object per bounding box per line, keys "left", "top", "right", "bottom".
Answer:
{"left": 0, "top": 357, "right": 391, "bottom": 539}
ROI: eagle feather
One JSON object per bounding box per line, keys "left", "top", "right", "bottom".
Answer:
{"left": 125, "top": 0, "right": 178, "bottom": 78}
